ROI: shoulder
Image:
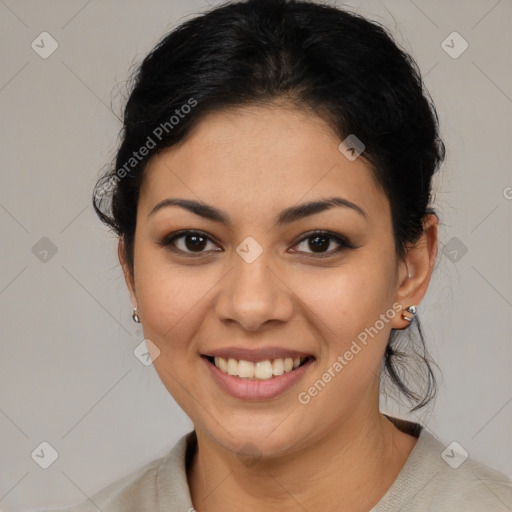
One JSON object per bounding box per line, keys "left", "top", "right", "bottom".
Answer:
{"left": 442, "top": 456, "right": 512, "bottom": 509}
{"left": 34, "top": 431, "right": 195, "bottom": 512}
{"left": 374, "top": 426, "right": 512, "bottom": 511}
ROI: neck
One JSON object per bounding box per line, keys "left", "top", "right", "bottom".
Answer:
{"left": 187, "top": 406, "right": 418, "bottom": 512}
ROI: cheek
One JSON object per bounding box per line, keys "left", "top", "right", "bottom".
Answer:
{"left": 134, "top": 259, "right": 214, "bottom": 410}
{"left": 293, "top": 257, "right": 397, "bottom": 344}
{"left": 133, "top": 252, "right": 215, "bottom": 351}
{"left": 291, "top": 261, "right": 397, "bottom": 421}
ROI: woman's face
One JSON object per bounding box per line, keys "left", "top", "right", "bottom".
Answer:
{"left": 123, "top": 104, "right": 413, "bottom": 457}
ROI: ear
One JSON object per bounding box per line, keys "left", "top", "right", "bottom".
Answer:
{"left": 118, "top": 238, "right": 137, "bottom": 307}
{"left": 390, "top": 214, "right": 438, "bottom": 329}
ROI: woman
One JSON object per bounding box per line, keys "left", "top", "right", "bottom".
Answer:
{"left": 50, "top": 0, "right": 512, "bottom": 510}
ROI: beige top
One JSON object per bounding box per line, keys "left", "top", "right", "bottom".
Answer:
{"left": 41, "top": 419, "right": 512, "bottom": 511}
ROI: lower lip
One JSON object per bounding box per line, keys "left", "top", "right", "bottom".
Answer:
{"left": 203, "top": 357, "right": 314, "bottom": 401}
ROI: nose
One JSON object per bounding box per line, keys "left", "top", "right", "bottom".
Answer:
{"left": 214, "top": 250, "right": 294, "bottom": 332}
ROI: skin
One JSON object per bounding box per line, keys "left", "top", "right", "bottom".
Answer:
{"left": 119, "top": 103, "right": 438, "bottom": 511}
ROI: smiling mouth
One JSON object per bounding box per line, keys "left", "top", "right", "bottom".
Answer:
{"left": 203, "top": 355, "right": 314, "bottom": 381}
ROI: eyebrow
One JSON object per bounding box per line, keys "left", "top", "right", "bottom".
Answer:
{"left": 148, "top": 196, "right": 367, "bottom": 226}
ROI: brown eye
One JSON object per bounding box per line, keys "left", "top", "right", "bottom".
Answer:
{"left": 308, "top": 235, "right": 331, "bottom": 252}
{"left": 160, "top": 230, "right": 221, "bottom": 256}
{"left": 182, "top": 233, "right": 208, "bottom": 251}
{"left": 293, "top": 231, "right": 354, "bottom": 257}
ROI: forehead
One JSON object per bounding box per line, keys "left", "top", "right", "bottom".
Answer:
{"left": 139, "top": 105, "right": 388, "bottom": 225}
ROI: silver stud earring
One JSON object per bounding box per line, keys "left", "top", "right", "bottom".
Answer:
{"left": 132, "top": 306, "right": 141, "bottom": 323}
{"left": 402, "top": 305, "right": 417, "bottom": 322}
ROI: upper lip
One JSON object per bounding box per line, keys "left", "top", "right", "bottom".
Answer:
{"left": 201, "top": 346, "right": 315, "bottom": 362}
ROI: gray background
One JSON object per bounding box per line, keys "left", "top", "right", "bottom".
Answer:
{"left": 0, "top": 0, "right": 511, "bottom": 509}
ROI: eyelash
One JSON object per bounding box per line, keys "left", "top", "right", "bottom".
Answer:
{"left": 158, "top": 229, "right": 356, "bottom": 259}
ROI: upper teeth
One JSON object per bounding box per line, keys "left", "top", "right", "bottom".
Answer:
{"left": 213, "top": 356, "right": 306, "bottom": 380}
